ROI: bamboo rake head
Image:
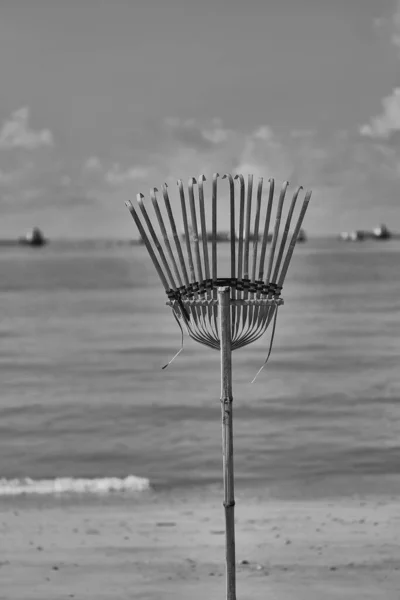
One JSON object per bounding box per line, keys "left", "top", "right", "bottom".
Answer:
{"left": 126, "top": 174, "right": 311, "bottom": 352}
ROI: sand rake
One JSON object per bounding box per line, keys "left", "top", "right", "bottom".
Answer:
{"left": 126, "top": 173, "right": 311, "bottom": 600}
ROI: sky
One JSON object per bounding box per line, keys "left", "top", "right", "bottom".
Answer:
{"left": 0, "top": 0, "right": 399, "bottom": 238}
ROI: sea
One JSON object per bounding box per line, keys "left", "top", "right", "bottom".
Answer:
{"left": 0, "top": 239, "right": 399, "bottom": 499}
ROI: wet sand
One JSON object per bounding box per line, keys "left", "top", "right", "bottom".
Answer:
{"left": 1, "top": 487, "right": 400, "bottom": 600}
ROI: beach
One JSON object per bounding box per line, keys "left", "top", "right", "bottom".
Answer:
{"left": 0, "top": 241, "right": 400, "bottom": 598}
{"left": 2, "top": 482, "right": 400, "bottom": 600}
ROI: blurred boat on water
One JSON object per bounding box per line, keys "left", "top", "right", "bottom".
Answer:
{"left": 297, "top": 228, "right": 307, "bottom": 243}
{"left": 19, "top": 227, "right": 47, "bottom": 247}
{"left": 339, "top": 223, "right": 392, "bottom": 242}
{"left": 0, "top": 227, "right": 48, "bottom": 248}
{"left": 372, "top": 224, "right": 391, "bottom": 240}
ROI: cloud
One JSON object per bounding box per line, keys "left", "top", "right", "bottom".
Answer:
{"left": 0, "top": 163, "right": 33, "bottom": 186}
{"left": 0, "top": 107, "right": 53, "bottom": 150}
{"left": 83, "top": 157, "right": 150, "bottom": 186}
{"left": 373, "top": 1, "right": 400, "bottom": 49}
{"left": 60, "top": 175, "right": 72, "bottom": 186}
{"left": 155, "top": 118, "right": 321, "bottom": 188}
{"left": 0, "top": 139, "right": 96, "bottom": 213}
{"left": 393, "top": 0, "right": 400, "bottom": 47}
{"left": 163, "top": 116, "right": 232, "bottom": 151}
{"left": 357, "top": 5, "right": 400, "bottom": 151}
{"left": 6, "top": 109, "right": 393, "bottom": 235}
{"left": 84, "top": 156, "right": 102, "bottom": 171}
{"left": 156, "top": 117, "right": 400, "bottom": 231}
{"left": 233, "top": 126, "right": 291, "bottom": 182}
{"left": 360, "top": 87, "right": 400, "bottom": 140}
{"left": 105, "top": 164, "right": 150, "bottom": 186}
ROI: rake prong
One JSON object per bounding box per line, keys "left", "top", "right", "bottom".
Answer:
{"left": 271, "top": 185, "right": 303, "bottom": 283}
{"left": 177, "top": 179, "right": 196, "bottom": 283}
{"left": 211, "top": 173, "right": 219, "bottom": 283}
{"left": 243, "top": 174, "right": 253, "bottom": 281}
{"left": 234, "top": 173, "right": 246, "bottom": 340}
{"left": 198, "top": 174, "right": 211, "bottom": 281}
{"left": 265, "top": 181, "right": 289, "bottom": 286}
{"left": 162, "top": 183, "right": 190, "bottom": 287}
{"left": 222, "top": 173, "right": 237, "bottom": 332}
{"left": 248, "top": 176, "right": 263, "bottom": 342}
{"left": 258, "top": 179, "right": 274, "bottom": 281}
{"left": 137, "top": 193, "right": 177, "bottom": 290}
{"left": 150, "top": 188, "right": 183, "bottom": 288}
{"left": 125, "top": 201, "right": 170, "bottom": 292}
{"left": 222, "top": 174, "right": 236, "bottom": 279}
{"left": 211, "top": 173, "right": 220, "bottom": 334}
{"left": 251, "top": 177, "right": 263, "bottom": 284}
{"left": 188, "top": 177, "right": 204, "bottom": 284}
{"left": 234, "top": 174, "right": 245, "bottom": 282}
{"left": 198, "top": 174, "right": 213, "bottom": 324}
{"left": 241, "top": 174, "right": 254, "bottom": 330}
{"left": 277, "top": 190, "right": 312, "bottom": 289}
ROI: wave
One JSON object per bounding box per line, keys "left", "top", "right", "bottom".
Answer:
{"left": 0, "top": 475, "right": 150, "bottom": 496}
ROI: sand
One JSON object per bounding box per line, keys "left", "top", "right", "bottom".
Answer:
{"left": 1, "top": 486, "right": 400, "bottom": 600}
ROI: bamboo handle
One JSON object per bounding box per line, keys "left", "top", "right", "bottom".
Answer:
{"left": 219, "top": 287, "right": 236, "bottom": 600}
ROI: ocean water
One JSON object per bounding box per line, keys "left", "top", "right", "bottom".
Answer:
{"left": 0, "top": 240, "right": 399, "bottom": 497}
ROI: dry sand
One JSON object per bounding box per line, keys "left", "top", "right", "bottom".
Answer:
{"left": 1, "top": 486, "right": 400, "bottom": 600}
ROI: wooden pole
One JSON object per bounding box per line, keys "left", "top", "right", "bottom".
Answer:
{"left": 218, "top": 286, "right": 236, "bottom": 600}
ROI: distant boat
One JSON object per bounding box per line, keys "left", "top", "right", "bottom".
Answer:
{"left": 0, "top": 227, "right": 48, "bottom": 248}
{"left": 297, "top": 229, "right": 307, "bottom": 243}
{"left": 339, "top": 230, "right": 365, "bottom": 242}
{"left": 339, "top": 224, "right": 392, "bottom": 242}
{"left": 18, "top": 227, "right": 47, "bottom": 247}
{"left": 372, "top": 224, "right": 391, "bottom": 240}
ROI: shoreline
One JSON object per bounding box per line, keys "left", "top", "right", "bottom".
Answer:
{"left": 1, "top": 485, "right": 400, "bottom": 599}
{"left": 4, "top": 471, "right": 400, "bottom": 501}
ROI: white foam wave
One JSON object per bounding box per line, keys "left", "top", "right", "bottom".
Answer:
{"left": 0, "top": 475, "right": 150, "bottom": 496}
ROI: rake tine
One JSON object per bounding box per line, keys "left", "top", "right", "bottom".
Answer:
{"left": 277, "top": 190, "right": 312, "bottom": 289}
{"left": 185, "top": 315, "right": 214, "bottom": 349}
{"left": 198, "top": 174, "right": 211, "bottom": 282}
{"left": 248, "top": 176, "right": 263, "bottom": 338}
{"left": 234, "top": 173, "right": 246, "bottom": 340}
{"left": 125, "top": 201, "right": 170, "bottom": 292}
{"left": 198, "top": 174, "right": 214, "bottom": 324}
{"left": 234, "top": 174, "right": 245, "bottom": 282}
{"left": 177, "top": 179, "right": 196, "bottom": 284}
{"left": 198, "top": 302, "right": 218, "bottom": 344}
{"left": 271, "top": 186, "right": 303, "bottom": 284}
{"left": 137, "top": 193, "right": 177, "bottom": 290}
{"left": 222, "top": 173, "right": 236, "bottom": 332}
{"left": 222, "top": 173, "right": 236, "bottom": 279}
{"left": 243, "top": 178, "right": 254, "bottom": 328}
{"left": 162, "top": 183, "right": 190, "bottom": 287}
{"left": 234, "top": 303, "right": 274, "bottom": 350}
{"left": 265, "top": 181, "right": 289, "bottom": 287}
{"left": 176, "top": 180, "right": 202, "bottom": 326}
{"left": 251, "top": 177, "right": 263, "bottom": 285}
{"left": 150, "top": 188, "right": 183, "bottom": 288}
{"left": 211, "top": 173, "right": 219, "bottom": 283}
{"left": 243, "top": 174, "right": 253, "bottom": 282}
{"left": 211, "top": 173, "right": 220, "bottom": 335}
{"left": 258, "top": 179, "right": 274, "bottom": 282}
{"left": 188, "top": 177, "right": 204, "bottom": 284}
{"left": 186, "top": 302, "right": 218, "bottom": 349}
